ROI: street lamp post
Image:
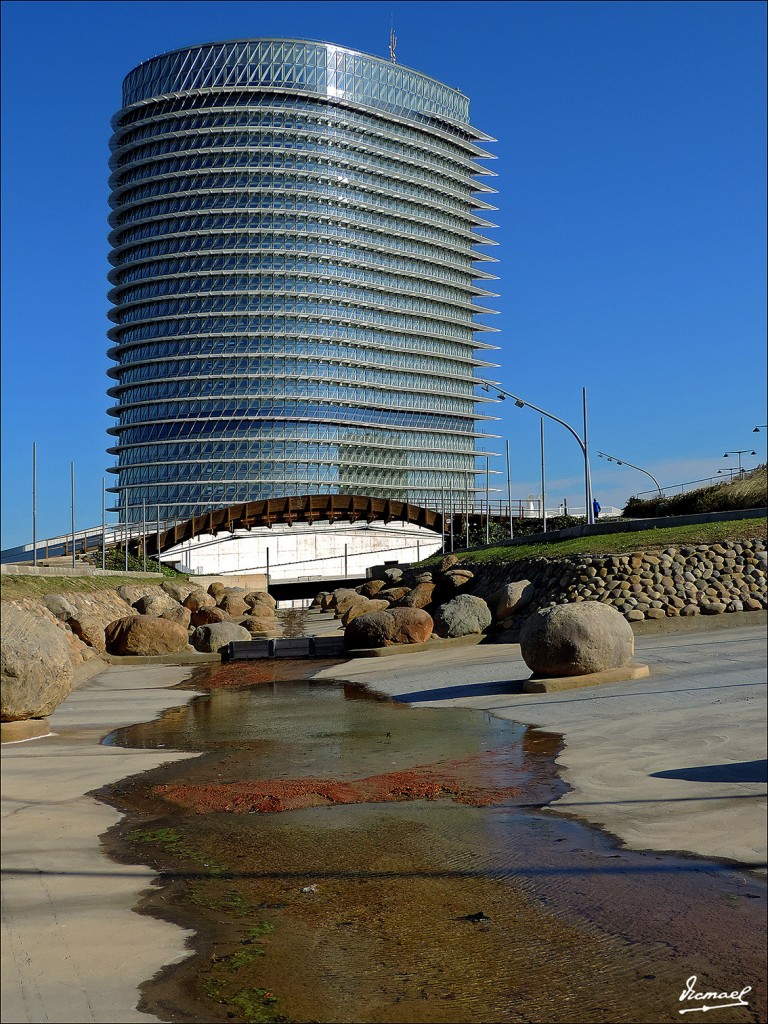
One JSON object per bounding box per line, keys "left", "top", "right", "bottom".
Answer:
{"left": 481, "top": 382, "right": 594, "bottom": 525}
{"left": 723, "top": 449, "right": 756, "bottom": 477}
{"left": 597, "top": 450, "right": 663, "bottom": 498}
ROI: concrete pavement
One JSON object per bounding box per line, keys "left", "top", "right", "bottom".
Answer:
{"left": 316, "top": 624, "right": 768, "bottom": 868}
{"left": 1, "top": 666, "right": 202, "bottom": 1024}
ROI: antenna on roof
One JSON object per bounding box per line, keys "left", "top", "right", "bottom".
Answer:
{"left": 389, "top": 18, "right": 397, "bottom": 63}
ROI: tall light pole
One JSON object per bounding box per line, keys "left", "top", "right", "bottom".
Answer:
{"left": 540, "top": 418, "right": 547, "bottom": 533}
{"left": 481, "top": 381, "right": 594, "bottom": 525}
{"left": 597, "top": 450, "right": 663, "bottom": 498}
{"left": 32, "top": 442, "right": 37, "bottom": 568}
{"left": 723, "top": 449, "right": 756, "bottom": 477}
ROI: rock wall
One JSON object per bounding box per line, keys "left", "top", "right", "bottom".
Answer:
{"left": 467, "top": 539, "right": 767, "bottom": 625}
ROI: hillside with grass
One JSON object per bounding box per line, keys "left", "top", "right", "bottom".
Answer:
{"left": 623, "top": 465, "right": 767, "bottom": 519}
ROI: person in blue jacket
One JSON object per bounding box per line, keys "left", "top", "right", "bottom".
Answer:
{"left": 593, "top": 498, "right": 601, "bottom": 520}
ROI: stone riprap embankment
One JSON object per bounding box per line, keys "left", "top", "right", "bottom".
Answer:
{"left": 313, "top": 539, "right": 766, "bottom": 651}
{"left": 468, "top": 539, "right": 767, "bottom": 628}
{"left": 1, "top": 580, "right": 282, "bottom": 724}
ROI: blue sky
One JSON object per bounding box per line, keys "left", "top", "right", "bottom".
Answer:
{"left": 1, "top": 0, "right": 765, "bottom": 547}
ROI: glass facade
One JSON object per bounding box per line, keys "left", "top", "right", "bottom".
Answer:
{"left": 107, "top": 39, "right": 498, "bottom": 522}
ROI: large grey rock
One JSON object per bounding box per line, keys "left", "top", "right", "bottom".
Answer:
{"left": 433, "top": 594, "right": 492, "bottom": 638}
{"left": 42, "top": 594, "right": 77, "bottom": 622}
{"left": 104, "top": 615, "right": 189, "bottom": 656}
{"left": 520, "top": 602, "right": 635, "bottom": 677}
{"left": 1, "top": 605, "right": 74, "bottom": 721}
{"left": 191, "top": 622, "right": 252, "bottom": 653}
{"left": 492, "top": 580, "right": 535, "bottom": 620}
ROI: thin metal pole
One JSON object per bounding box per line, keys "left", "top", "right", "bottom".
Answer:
{"left": 505, "top": 439, "right": 513, "bottom": 540}
{"left": 465, "top": 474, "right": 470, "bottom": 547}
{"left": 442, "top": 485, "right": 448, "bottom": 552}
{"left": 156, "top": 505, "right": 161, "bottom": 565}
{"left": 70, "top": 463, "right": 75, "bottom": 569}
{"left": 540, "top": 418, "right": 547, "bottom": 534}
{"left": 485, "top": 456, "right": 490, "bottom": 545}
{"left": 583, "top": 386, "right": 594, "bottom": 524}
{"left": 448, "top": 482, "right": 454, "bottom": 552}
{"left": 266, "top": 546, "right": 270, "bottom": 586}
{"left": 32, "top": 442, "right": 37, "bottom": 567}
{"left": 124, "top": 505, "right": 129, "bottom": 571}
{"left": 142, "top": 500, "right": 147, "bottom": 572}
{"left": 344, "top": 543, "right": 348, "bottom": 577}
{"left": 101, "top": 478, "right": 106, "bottom": 570}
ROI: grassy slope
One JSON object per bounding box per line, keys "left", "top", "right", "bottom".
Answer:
{"left": 0, "top": 573, "right": 167, "bottom": 602}
{"left": 423, "top": 517, "right": 767, "bottom": 566}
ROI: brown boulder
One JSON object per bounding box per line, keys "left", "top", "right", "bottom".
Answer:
{"left": 68, "top": 613, "right": 107, "bottom": 654}
{"left": 358, "top": 579, "right": 388, "bottom": 598}
{"left": 160, "top": 604, "right": 192, "bottom": 629}
{"left": 389, "top": 607, "right": 434, "bottom": 644}
{"left": 1, "top": 605, "right": 74, "bottom": 721}
{"left": 400, "top": 582, "right": 436, "bottom": 609}
{"left": 245, "top": 591, "right": 277, "bottom": 611}
{"left": 105, "top": 614, "right": 189, "bottom": 656}
{"left": 183, "top": 589, "right": 217, "bottom": 612}
{"left": 378, "top": 586, "right": 411, "bottom": 603}
{"left": 520, "top": 602, "right": 635, "bottom": 677}
{"left": 135, "top": 592, "right": 180, "bottom": 616}
{"left": 161, "top": 579, "right": 197, "bottom": 603}
{"left": 344, "top": 607, "right": 433, "bottom": 649}
{"left": 218, "top": 593, "right": 249, "bottom": 616}
{"left": 207, "top": 582, "right": 226, "bottom": 598}
{"left": 191, "top": 606, "right": 231, "bottom": 627}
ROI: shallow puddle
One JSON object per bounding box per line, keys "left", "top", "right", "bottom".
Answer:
{"left": 100, "top": 662, "right": 766, "bottom": 1024}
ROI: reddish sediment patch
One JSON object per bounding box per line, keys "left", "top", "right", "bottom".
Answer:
{"left": 152, "top": 756, "right": 522, "bottom": 814}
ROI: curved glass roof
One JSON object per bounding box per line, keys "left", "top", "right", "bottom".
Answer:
{"left": 122, "top": 38, "right": 471, "bottom": 126}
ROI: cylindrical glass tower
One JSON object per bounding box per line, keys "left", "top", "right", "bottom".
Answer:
{"left": 107, "top": 39, "right": 498, "bottom": 522}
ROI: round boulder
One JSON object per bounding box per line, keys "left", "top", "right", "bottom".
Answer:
{"left": 492, "top": 580, "right": 535, "bottom": 620}
{"left": 433, "top": 594, "right": 492, "bottom": 638}
{"left": 183, "top": 589, "right": 217, "bottom": 612}
{"left": 400, "top": 582, "right": 436, "bottom": 609}
{"left": 135, "top": 592, "right": 180, "bottom": 617}
{"left": 245, "top": 591, "right": 277, "bottom": 611}
{"left": 190, "top": 606, "right": 231, "bottom": 627}
{"left": 104, "top": 614, "right": 189, "bottom": 656}
{"left": 1, "top": 605, "right": 74, "bottom": 721}
{"left": 191, "top": 622, "right": 252, "bottom": 653}
{"left": 520, "top": 602, "right": 635, "bottom": 677}
{"left": 42, "top": 594, "right": 77, "bottom": 622}
{"left": 218, "top": 593, "right": 249, "bottom": 617}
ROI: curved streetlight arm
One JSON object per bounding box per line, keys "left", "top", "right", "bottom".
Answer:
{"left": 483, "top": 384, "right": 586, "bottom": 454}
{"left": 481, "top": 380, "right": 594, "bottom": 524}
{"left": 597, "top": 451, "right": 663, "bottom": 498}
